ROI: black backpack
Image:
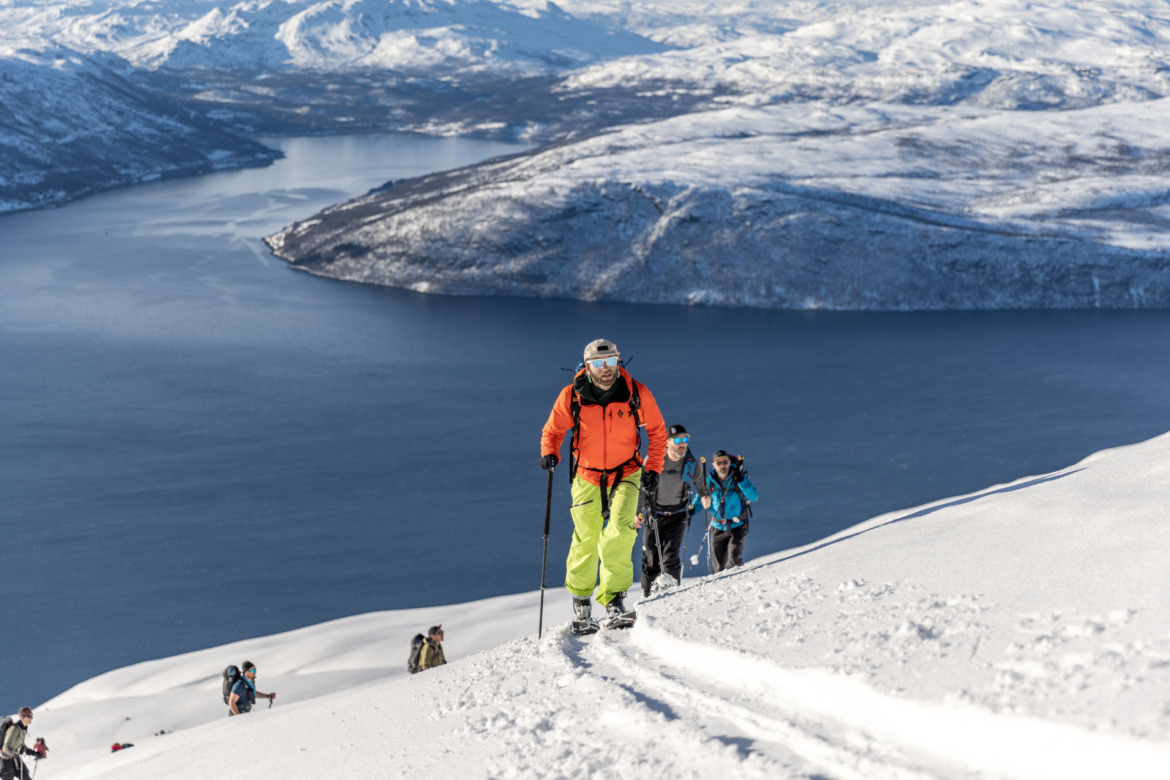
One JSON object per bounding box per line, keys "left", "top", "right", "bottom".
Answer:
{"left": 222, "top": 665, "right": 241, "bottom": 705}
{"left": 407, "top": 633, "right": 425, "bottom": 674}
{"left": 0, "top": 716, "right": 12, "bottom": 746}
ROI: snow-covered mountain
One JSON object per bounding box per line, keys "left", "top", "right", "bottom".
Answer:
{"left": 0, "top": 46, "right": 277, "bottom": 213}
{"left": 262, "top": 0, "right": 1170, "bottom": 309}
{"left": 4, "top": 0, "right": 666, "bottom": 74}
{"left": 36, "top": 431, "right": 1170, "bottom": 778}
{"left": 265, "top": 95, "right": 1170, "bottom": 309}
{"left": 8, "top": 0, "right": 1170, "bottom": 307}
{"left": 0, "top": 0, "right": 670, "bottom": 213}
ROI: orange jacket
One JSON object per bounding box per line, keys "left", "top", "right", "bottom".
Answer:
{"left": 541, "top": 368, "right": 667, "bottom": 486}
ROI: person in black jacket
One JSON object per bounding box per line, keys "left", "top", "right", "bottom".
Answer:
{"left": 636, "top": 424, "right": 706, "bottom": 596}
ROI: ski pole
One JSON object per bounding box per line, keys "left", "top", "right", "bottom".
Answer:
{"left": 538, "top": 466, "right": 554, "bottom": 639}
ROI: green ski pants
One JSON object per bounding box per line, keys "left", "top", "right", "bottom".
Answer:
{"left": 565, "top": 470, "right": 641, "bottom": 605}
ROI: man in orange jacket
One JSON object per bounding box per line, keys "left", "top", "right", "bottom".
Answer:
{"left": 541, "top": 339, "right": 667, "bottom": 626}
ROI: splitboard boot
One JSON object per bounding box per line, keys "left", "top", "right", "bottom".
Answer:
{"left": 571, "top": 597, "right": 599, "bottom": 636}
{"left": 600, "top": 592, "right": 637, "bottom": 630}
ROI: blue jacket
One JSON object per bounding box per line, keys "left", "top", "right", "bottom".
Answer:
{"left": 696, "top": 471, "right": 758, "bottom": 531}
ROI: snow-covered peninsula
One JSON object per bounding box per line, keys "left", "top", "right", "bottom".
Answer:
{"left": 35, "top": 431, "right": 1170, "bottom": 778}
{"left": 264, "top": 0, "right": 1170, "bottom": 309}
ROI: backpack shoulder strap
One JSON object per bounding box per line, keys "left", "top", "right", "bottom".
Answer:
{"left": 627, "top": 378, "right": 644, "bottom": 468}
{"left": 627, "top": 379, "right": 642, "bottom": 427}
{"left": 568, "top": 390, "right": 581, "bottom": 488}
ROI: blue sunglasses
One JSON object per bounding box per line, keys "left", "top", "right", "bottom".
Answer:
{"left": 587, "top": 357, "right": 619, "bottom": 369}
{"left": 669, "top": 436, "right": 690, "bottom": 444}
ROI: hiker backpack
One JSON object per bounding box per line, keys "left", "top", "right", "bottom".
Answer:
{"left": 407, "top": 633, "right": 425, "bottom": 674}
{"left": 222, "top": 665, "right": 241, "bottom": 704}
{"left": 0, "top": 716, "right": 12, "bottom": 746}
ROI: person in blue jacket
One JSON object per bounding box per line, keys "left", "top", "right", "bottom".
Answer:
{"left": 228, "top": 661, "right": 275, "bottom": 716}
{"left": 697, "top": 449, "right": 759, "bottom": 572}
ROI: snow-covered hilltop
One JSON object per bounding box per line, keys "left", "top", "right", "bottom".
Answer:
{"left": 39, "top": 431, "right": 1170, "bottom": 778}
{"left": 266, "top": 0, "right": 1170, "bottom": 309}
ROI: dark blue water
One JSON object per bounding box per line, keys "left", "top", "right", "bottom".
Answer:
{"left": 3, "top": 135, "right": 1170, "bottom": 707}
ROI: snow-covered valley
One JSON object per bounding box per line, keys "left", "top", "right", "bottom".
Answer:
{"left": 33, "top": 430, "right": 1170, "bottom": 778}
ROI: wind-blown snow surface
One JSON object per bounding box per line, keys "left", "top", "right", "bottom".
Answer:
{"left": 40, "top": 432, "right": 1170, "bottom": 779}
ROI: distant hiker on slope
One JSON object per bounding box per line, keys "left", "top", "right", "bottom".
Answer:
{"left": 541, "top": 339, "right": 667, "bottom": 631}
{"left": 228, "top": 661, "right": 276, "bottom": 716}
{"left": 418, "top": 625, "right": 447, "bottom": 671}
{"left": 636, "top": 424, "right": 706, "bottom": 597}
{"left": 1, "top": 708, "right": 45, "bottom": 780}
{"left": 699, "top": 450, "right": 759, "bottom": 572}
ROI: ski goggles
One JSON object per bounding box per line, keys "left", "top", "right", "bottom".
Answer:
{"left": 669, "top": 436, "right": 690, "bottom": 444}
{"left": 587, "top": 356, "right": 619, "bottom": 369}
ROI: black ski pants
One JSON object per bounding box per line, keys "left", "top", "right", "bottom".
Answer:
{"left": 1, "top": 757, "right": 32, "bottom": 780}
{"left": 641, "top": 509, "right": 688, "bottom": 596}
{"left": 711, "top": 518, "right": 749, "bottom": 573}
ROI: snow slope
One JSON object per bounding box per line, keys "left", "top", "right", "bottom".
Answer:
{"left": 37, "top": 431, "right": 1170, "bottom": 778}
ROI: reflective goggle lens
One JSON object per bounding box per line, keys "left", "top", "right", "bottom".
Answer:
{"left": 670, "top": 436, "right": 690, "bottom": 444}
{"left": 588, "top": 357, "right": 619, "bottom": 368}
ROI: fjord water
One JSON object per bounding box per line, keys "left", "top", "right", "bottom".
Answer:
{"left": 3, "top": 135, "right": 1170, "bottom": 707}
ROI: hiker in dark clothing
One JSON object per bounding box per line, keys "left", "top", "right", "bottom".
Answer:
{"left": 228, "top": 661, "right": 276, "bottom": 715}
{"left": 419, "top": 626, "right": 447, "bottom": 671}
{"left": 1, "top": 708, "right": 45, "bottom": 780}
{"left": 636, "top": 424, "right": 706, "bottom": 597}
{"left": 699, "top": 450, "right": 759, "bottom": 572}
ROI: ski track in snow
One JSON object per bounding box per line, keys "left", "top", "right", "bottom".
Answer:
{"left": 439, "top": 598, "right": 1170, "bottom": 780}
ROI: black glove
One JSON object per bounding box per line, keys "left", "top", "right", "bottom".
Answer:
{"left": 641, "top": 470, "right": 659, "bottom": 495}
{"left": 36, "top": 750, "right": 46, "bottom": 760}
{"left": 737, "top": 467, "right": 749, "bottom": 482}
{"left": 540, "top": 453, "right": 558, "bottom": 471}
